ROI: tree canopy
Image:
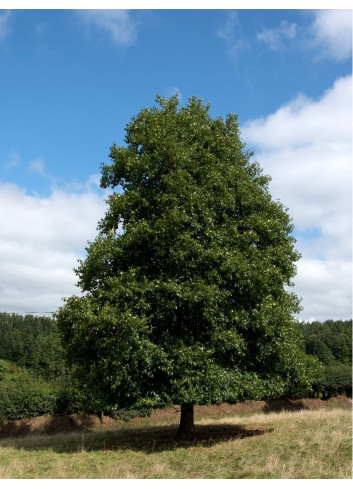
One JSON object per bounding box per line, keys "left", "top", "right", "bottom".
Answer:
{"left": 56, "top": 95, "right": 313, "bottom": 432}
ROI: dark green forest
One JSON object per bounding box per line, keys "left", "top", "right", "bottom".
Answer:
{"left": 0, "top": 313, "right": 66, "bottom": 379}
{"left": 299, "top": 319, "right": 352, "bottom": 400}
{"left": 299, "top": 319, "right": 352, "bottom": 366}
{"left": 0, "top": 313, "right": 351, "bottom": 421}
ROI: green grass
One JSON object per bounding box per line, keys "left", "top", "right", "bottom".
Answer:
{"left": 0, "top": 407, "right": 351, "bottom": 478}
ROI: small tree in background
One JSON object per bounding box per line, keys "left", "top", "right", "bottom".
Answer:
{"left": 56, "top": 95, "right": 313, "bottom": 434}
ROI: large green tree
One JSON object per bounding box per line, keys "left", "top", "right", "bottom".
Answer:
{"left": 56, "top": 95, "right": 313, "bottom": 433}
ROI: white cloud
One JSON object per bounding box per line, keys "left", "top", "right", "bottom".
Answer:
{"left": 257, "top": 20, "right": 297, "bottom": 50}
{"left": 309, "top": 9, "right": 352, "bottom": 61}
{"left": 0, "top": 10, "right": 11, "bottom": 43}
{"left": 4, "top": 150, "right": 20, "bottom": 170}
{"left": 241, "top": 75, "right": 352, "bottom": 321}
{"left": 0, "top": 180, "right": 107, "bottom": 314}
{"left": 217, "top": 11, "right": 249, "bottom": 60}
{"left": 242, "top": 76, "right": 352, "bottom": 150}
{"left": 254, "top": 10, "right": 351, "bottom": 61}
{"left": 28, "top": 158, "right": 45, "bottom": 176}
{"left": 295, "top": 258, "right": 351, "bottom": 322}
{"left": 76, "top": 9, "right": 137, "bottom": 46}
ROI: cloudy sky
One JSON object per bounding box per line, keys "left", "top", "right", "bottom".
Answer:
{"left": 0, "top": 5, "right": 351, "bottom": 321}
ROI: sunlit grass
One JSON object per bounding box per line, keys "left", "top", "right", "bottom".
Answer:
{"left": 0, "top": 407, "right": 351, "bottom": 478}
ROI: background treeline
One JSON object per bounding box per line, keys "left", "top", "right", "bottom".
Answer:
{"left": 0, "top": 313, "right": 65, "bottom": 379}
{"left": 299, "top": 319, "right": 352, "bottom": 399}
{"left": 0, "top": 313, "right": 79, "bottom": 421}
{"left": 299, "top": 319, "right": 351, "bottom": 366}
{"left": 0, "top": 313, "right": 351, "bottom": 421}
{"left": 0, "top": 313, "right": 151, "bottom": 421}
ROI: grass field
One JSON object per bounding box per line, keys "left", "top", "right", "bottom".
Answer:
{"left": 0, "top": 406, "right": 351, "bottom": 479}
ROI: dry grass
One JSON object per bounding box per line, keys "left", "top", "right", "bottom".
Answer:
{"left": 0, "top": 407, "right": 351, "bottom": 479}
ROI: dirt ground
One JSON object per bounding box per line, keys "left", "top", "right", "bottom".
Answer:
{"left": 0, "top": 395, "right": 351, "bottom": 437}
{"left": 149, "top": 395, "right": 353, "bottom": 420}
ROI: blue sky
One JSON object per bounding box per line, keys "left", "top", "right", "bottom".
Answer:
{"left": 0, "top": 6, "right": 352, "bottom": 320}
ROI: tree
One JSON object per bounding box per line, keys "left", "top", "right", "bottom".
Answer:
{"left": 300, "top": 320, "right": 352, "bottom": 366}
{"left": 56, "top": 95, "right": 313, "bottom": 434}
{"left": 0, "top": 313, "right": 66, "bottom": 380}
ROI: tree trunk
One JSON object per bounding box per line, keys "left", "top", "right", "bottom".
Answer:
{"left": 178, "top": 403, "right": 195, "bottom": 435}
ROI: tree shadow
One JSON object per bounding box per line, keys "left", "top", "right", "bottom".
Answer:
{"left": 0, "top": 423, "right": 272, "bottom": 454}
{"left": 264, "top": 398, "right": 308, "bottom": 412}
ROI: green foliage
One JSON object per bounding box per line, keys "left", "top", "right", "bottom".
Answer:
{"left": 0, "top": 313, "right": 66, "bottom": 379}
{"left": 299, "top": 319, "right": 352, "bottom": 366}
{"left": 0, "top": 359, "right": 83, "bottom": 421}
{"left": 56, "top": 95, "right": 314, "bottom": 414}
{"left": 0, "top": 360, "right": 55, "bottom": 421}
{"left": 298, "top": 320, "right": 352, "bottom": 399}
{"left": 0, "top": 313, "right": 77, "bottom": 421}
{"left": 311, "top": 363, "right": 352, "bottom": 399}
{"left": 0, "top": 359, "right": 157, "bottom": 422}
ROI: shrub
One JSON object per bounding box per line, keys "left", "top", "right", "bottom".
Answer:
{"left": 0, "top": 360, "right": 152, "bottom": 422}
{"left": 311, "top": 363, "right": 352, "bottom": 399}
{"left": 0, "top": 360, "right": 83, "bottom": 421}
{"left": 0, "top": 378, "right": 57, "bottom": 421}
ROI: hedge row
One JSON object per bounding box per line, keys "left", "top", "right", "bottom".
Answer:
{"left": 0, "top": 360, "right": 350, "bottom": 422}
{"left": 311, "top": 363, "right": 352, "bottom": 399}
{"left": 0, "top": 380, "right": 155, "bottom": 422}
{"left": 0, "top": 380, "right": 83, "bottom": 421}
{"left": 0, "top": 360, "right": 86, "bottom": 421}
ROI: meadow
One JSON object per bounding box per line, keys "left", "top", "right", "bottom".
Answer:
{"left": 0, "top": 404, "right": 351, "bottom": 479}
